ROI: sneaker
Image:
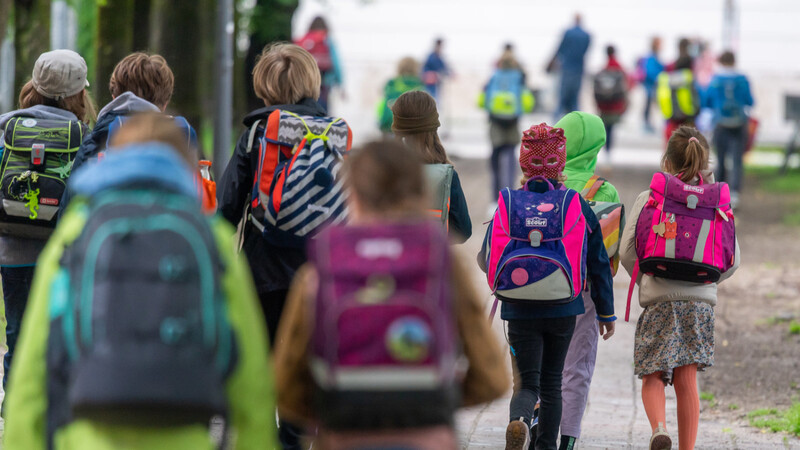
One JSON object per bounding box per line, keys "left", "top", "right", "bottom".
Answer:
{"left": 505, "top": 417, "right": 531, "bottom": 450}
{"left": 649, "top": 422, "right": 672, "bottom": 450}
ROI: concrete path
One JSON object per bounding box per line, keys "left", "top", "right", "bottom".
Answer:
{"left": 450, "top": 153, "right": 798, "bottom": 449}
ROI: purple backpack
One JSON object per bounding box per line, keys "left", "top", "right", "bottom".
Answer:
{"left": 308, "top": 222, "right": 459, "bottom": 430}
{"left": 484, "top": 178, "right": 588, "bottom": 305}
{"left": 625, "top": 172, "right": 736, "bottom": 320}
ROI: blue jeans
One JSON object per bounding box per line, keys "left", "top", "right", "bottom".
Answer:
{"left": 1, "top": 266, "right": 35, "bottom": 391}
{"left": 508, "top": 316, "right": 576, "bottom": 450}
{"left": 491, "top": 145, "right": 518, "bottom": 201}
{"left": 714, "top": 124, "right": 748, "bottom": 193}
{"left": 558, "top": 73, "right": 583, "bottom": 118}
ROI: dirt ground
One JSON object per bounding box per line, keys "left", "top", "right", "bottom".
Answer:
{"left": 701, "top": 170, "right": 800, "bottom": 423}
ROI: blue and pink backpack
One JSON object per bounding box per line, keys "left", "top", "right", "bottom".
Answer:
{"left": 308, "top": 222, "right": 459, "bottom": 430}
{"left": 484, "top": 178, "right": 588, "bottom": 307}
{"left": 626, "top": 172, "right": 736, "bottom": 320}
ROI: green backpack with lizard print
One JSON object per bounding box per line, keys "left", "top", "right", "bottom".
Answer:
{"left": 0, "top": 117, "right": 87, "bottom": 239}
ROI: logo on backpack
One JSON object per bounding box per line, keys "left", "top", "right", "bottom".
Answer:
{"left": 526, "top": 217, "right": 547, "bottom": 227}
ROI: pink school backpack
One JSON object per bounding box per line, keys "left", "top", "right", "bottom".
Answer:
{"left": 484, "top": 178, "right": 588, "bottom": 307}
{"left": 308, "top": 222, "right": 459, "bottom": 430}
{"left": 626, "top": 172, "right": 736, "bottom": 320}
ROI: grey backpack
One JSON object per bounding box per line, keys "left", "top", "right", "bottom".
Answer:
{"left": 424, "top": 164, "right": 454, "bottom": 230}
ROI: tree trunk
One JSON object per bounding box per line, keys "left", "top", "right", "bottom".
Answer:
{"left": 13, "top": 0, "right": 51, "bottom": 100}
{"left": 244, "top": 0, "right": 298, "bottom": 111}
{"left": 151, "top": 0, "right": 202, "bottom": 127}
{"left": 0, "top": 0, "right": 11, "bottom": 46}
{"left": 132, "top": 0, "right": 152, "bottom": 52}
{"left": 95, "top": 0, "right": 134, "bottom": 107}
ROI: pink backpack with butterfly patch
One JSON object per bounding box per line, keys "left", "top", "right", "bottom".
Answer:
{"left": 626, "top": 172, "right": 736, "bottom": 320}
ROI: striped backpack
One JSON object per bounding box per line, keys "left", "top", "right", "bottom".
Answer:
{"left": 580, "top": 175, "right": 625, "bottom": 275}
{"left": 248, "top": 111, "right": 353, "bottom": 248}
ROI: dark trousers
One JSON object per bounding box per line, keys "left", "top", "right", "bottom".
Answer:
{"left": 604, "top": 123, "right": 615, "bottom": 154}
{"left": 558, "top": 73, "right": 582, "bottom": 118}
{"left": 491, "top": 144, "right": 518, "bottom": 200}
{"left": 508, "top": 316, "right": 576, "bottom": 450}
{"left": 714, "top": 124, "right": 748, "bottom": 193}
{"left": 1, "top": 266, "right": 35, "bottom": 391}
{"left": 643, "top": 89, "right": 655, "bottom": 127}
{"left": 258, "top": 289, "right": 306, "bottom": 449}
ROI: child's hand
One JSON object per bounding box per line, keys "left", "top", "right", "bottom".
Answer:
{"left": 599, "top": 321, "right": 616, "bottom": 340}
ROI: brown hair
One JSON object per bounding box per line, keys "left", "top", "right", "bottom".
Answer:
{"left": 309, "top": 16, "right": 328, "bottom": 32}
{"left": 343, "top": 140, "right": 426, "bottom": 218}
{"left": 109, "top": 112, "right": 197, "bottom": 167}
{"left": 18, "top": 81, "right": 97, "bottom": 123}
{"left": 397, "top": 57, "right": 419, "bottom": 78}
{"left": 109, "top": 53, "right": 174, "bottom": 109}
{"left": 252, "top": 43, "right": 321, "bottom": 106}
{"left": 391, "top": 91, "right": 450, "bottom": 164}
{"left": 719, "top": 51, "right": 735, "bottom": 67}
{"left": 662, "top": 126, "right": 709, "bottom": 183}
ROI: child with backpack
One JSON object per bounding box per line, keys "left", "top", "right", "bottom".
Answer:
{"left": 4, "top": 118, "right": 277, "bottom": 449}
{"left": 61, "top": 52, "right": 197, "bottom": 211}
{"left": 479, "top": 123, "right": 616, "bottom": 450}
{"left": 657, "top": 39, "right": 700, "bottom": 144}
{"left": 273, "top": 140, "right": 508, "bottom": 450}
{"left": 593, "top": 45, "right": 629, "bottom": 155}
{"left": 620, "top": 126, "right": 739, "bottom": 450}
{"left": 480, "top": 51, "right": 534, "bottom": 206}
{"left": 391, "top": 90, "right": 471, "bottom": 242}
{"left": 218, "top": 42, "right": 350, "bottom": 449}
{"left": 378, "top": 57, "right": 424, "bottom": 135}
{"left": 295, "top": 16, "right": 343, "bottom": 113}
{"left": 553, "top": 111, "right": 625, "bottom": 450}
{"left": 0, "top": 49, "right": 95, "bottom": 404}
{"left": 703, "top": 51, "right": 754, "bottom": 209}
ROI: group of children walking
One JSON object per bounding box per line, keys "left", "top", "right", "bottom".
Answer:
{"left": 0, "top": 40, "right": 738, "bottom": 450}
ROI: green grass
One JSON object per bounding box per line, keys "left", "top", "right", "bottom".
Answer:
{"left": 729, "top": 403, "right": 740, "bottom": 411}
{"left": 700, "top": 391, "right": 716, "bottom": 401}
{"left": 751, "top": 145, "right": 787, "bottom": 155}
{"left": 789, "top": 321, "right": 800, "bottom": 335}
{"left": 749, "top": 404, "right": 800, "bottom": 436}
{"left": 745, "top": 166, "right": 800, "bottom": 194}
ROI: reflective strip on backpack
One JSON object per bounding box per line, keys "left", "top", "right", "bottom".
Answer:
{"left": 664, "top": 236, "right": 676, "bottom": 259}
{"left": 693, "top": 219, "right": 712, "bottom": 263}
{"left": 311, "top": 360, "right": 443, "bottom": 390}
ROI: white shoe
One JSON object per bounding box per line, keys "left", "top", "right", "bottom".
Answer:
{"left": 649, "top": 422, "right": 672, "bottom": 449}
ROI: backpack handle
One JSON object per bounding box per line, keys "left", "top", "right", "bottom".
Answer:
{"left": 523, "top": 176, "right": 555, "bottom": 191}
{"left": 676, "top": 171, "right": 704, "bottom": 185}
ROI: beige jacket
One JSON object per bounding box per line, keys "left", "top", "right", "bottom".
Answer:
{"left": 620, "top": 172, "right": 740, "bottom": 307}
{"left": 273, "top": 250, "right": 509, "bottom": 427}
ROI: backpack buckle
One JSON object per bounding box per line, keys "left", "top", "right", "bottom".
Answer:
{"left": 31, "top": 144, "right": 45, "bottom": 167}
{"left": 529, "top": 230, "right": 543, "bottom": 247}
{"left": 686, "top": 194, "right": 699, "bottom": 209}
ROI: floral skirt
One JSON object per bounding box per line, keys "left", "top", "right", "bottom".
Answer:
{"left": 634, "top": 300, "right": 715, "bottom": 384}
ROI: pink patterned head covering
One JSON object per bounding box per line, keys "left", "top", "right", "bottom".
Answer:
{"left": 519, "top": 123, "right": 567, "bottom": 180}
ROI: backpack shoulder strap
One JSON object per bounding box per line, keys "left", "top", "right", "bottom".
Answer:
{"left": 245, "top": 119, "right": 263, "bottom": 154}
{"left": 580, "top": 175, "right": 606, "bottom": 201}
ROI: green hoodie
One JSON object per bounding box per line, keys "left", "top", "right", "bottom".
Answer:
{"left": 5, "top": 202, "right": 277, "bottom": 450}
{"left": 555, "top": 111, "right": 621, "bottom": 203}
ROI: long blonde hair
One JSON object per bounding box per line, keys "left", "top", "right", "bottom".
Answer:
{"left": 662, "top": 126, "right": 709, "bottom": 183}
